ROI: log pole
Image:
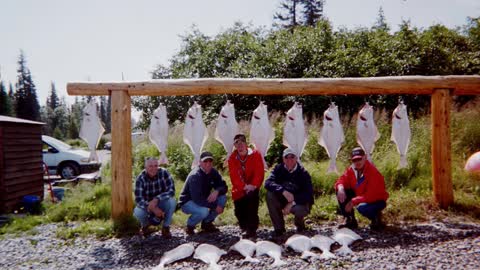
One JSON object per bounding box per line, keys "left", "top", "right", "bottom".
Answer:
{"left": 110, "top": 90, "right": 133, "bottom": 219}
{"left": 431, "top": 89, "right": 453, "bottom": 209}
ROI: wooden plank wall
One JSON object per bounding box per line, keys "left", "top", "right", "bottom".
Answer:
{"left": 0, "top": 123, "right": 43, "bottom": 213}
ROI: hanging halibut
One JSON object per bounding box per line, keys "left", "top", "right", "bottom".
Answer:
{"left": 319, "top": 103, "right": 345, "bottom": 173}
{"left": 283, "top": 102, "right": 307, "bottom": 161}
{"left": 79, "top": 99, "right": 105, "bottom": 162}
{"left": 193, "top": 243, "right": 227, "bottom": 270}
{"left": 152, "top": 243, "right": 195, "bottom": 270}
{"left": 214, "top": 100, "right": 239, "bottom": 163}
{"left": 183, "top": 102, "right": 208, "bottom": 168}
{"left": 391, "top": 101, "right": 411, "bottom": 168}
{"left": 356, "top": 103, "right": 380, "bottom": 161}
{"left": 149, "top": 103, "right": 169, "bottom": 165}
{"left": 465, "top": 151, "right": 480, "bottom": 173}
{"left": 250, "top": 102, "right": 274, "bottom": 168}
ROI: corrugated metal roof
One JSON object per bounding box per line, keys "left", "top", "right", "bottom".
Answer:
{"left": 0, "top": 115, "right": 44, "bottom": 125}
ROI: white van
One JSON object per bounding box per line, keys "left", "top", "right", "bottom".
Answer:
{"left": 42, "top": 135, "right": 101, "bottom": 179}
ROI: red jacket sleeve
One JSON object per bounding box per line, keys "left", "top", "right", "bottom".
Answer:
{"left": 228, "top": 151, "right": 245, "bottom": 192}
{"left": 250, "top": 151, "right": 265, "bottom": 188}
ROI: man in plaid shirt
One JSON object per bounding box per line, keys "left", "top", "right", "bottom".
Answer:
{"left": 134, "top": 157, "right": 176, "bottom": 238}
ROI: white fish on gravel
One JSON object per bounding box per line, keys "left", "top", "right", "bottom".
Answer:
{"left": 310, "top": 234, "right": 336, "bottom": 259}
{"left": 255, "top": 240, "right": 286, "bottom": 267}
{"left": 283, "top": 102, "right": 307, "bottom": 161}
{"left": 194, "top": 243, "right": 227, "bottom": 270}
{"left": 183, "top": 102, "right": 208, "bottom": 168}
{"left": 319, "top": 102, "right": 345, "bottom": 173}
{"left": 229, "top": 239, "right": 259, "bottom": 264}
{"left": 152, "top": 243, "right": 195, "bottom": 270}
{"left": 215, "top": 100, "right": 239, "bottom": 164}
{"left": 332, "top": 228, "right": 362, "bottom": 256}
{"left": 149, "top": 103, "right": 169, "bottom": 164}
{"left": 465, "top": 151, "right": 480, "bottom": 172}
{"left": 285, "top": 234, "right": 318, "bottom": 259}
{"left": 250, "top": 102, "right": 274, "bottom": 168}
{"left": 391, "top": 101, "right": 411, "bottom": 168}
{"left": 356, "top": 102, "right": 380, "bottom": 161}
{"left": 79, "top": 99, "right": 105, "bottom": 162}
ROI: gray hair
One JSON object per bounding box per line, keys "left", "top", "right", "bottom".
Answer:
{"left": 144, "top": 157, "right": 159, "bottom": 166}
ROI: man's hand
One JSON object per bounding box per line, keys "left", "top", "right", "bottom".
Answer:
{"left": 153, "top": 208, "right": 165, "bottom": 218}
{"left": 207, "top": 190, "right": 219, "bottom": 203}
{"left": 282, "top": 190, "right": 294, "bottom": 203}
{"left": 282, "top": 202, "right": 293, "bottom": 215}
{"left": 345, "top": 201, "right": 354, "bottom": 213}
{"left": 147, "top": 198, "right": 159, "bottom": 212}
{"left": 215, "top": 206, "right": 224, "bottom": 215}
{"left": 336, "top": 185, "right": 346, "bottom": 203}
{"left": 244, "top": 184, "right": 256, "bottom": 193}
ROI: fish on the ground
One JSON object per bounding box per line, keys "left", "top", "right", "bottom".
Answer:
{"left": 152, "top": 243, "right": 195, "bottom": 270}
{"left": 332, "top": 227, "right": 362, "bottom": 256}
{"left": 284, "top": 234, "right": 318, "bottom": 259}
{"left": 283, "top": 102, "right": 307, "bottom": 161}
{"left": 149, "top": 103, "right": 169, "bottom": 164}
{"left": 193, "top": 243, "right": 227, "bottom": 270}
{"left": 183, "top": 102, "right": 208, "bottom": 168}
{"left": 319, "top": 102, "right": 345, "bottom": 173}
{"left": 250, "top": 102, "right": 274, "bottom": 168}
{"left": 356, "top": 102, "right": 380, "bottom": 161}
{"left": 465, "top": 151, "right": 480, "bottom": 173}
{"left": 391, "top": 101, "right": 411, "bottom": 168}
{"left": 79, "top": 100, "right": 105, "bottom": 162}
{"left": 255, "top": 240, "right": 286, "bottom": 267}
{"left": 310, "top": 234, "right": 336, "bottom": 259}
{"left": 215, "top": 100, "right": 239, "bottom": 165}
{"left": 229, "top": 239, "right": 259, "bottom": 264}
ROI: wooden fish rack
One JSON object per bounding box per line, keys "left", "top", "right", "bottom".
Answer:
{"left": 67, "top": 75, "right": 480, "bottom": 220}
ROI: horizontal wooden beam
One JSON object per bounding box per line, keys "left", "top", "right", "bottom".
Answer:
{"left": 67, "top": 75, "right": 480, "bottom": 96}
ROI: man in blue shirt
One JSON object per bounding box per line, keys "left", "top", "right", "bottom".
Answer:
{"left": 265, "top": 148, "right": 314, "bottom": 240}
{"left": 134, "top": 157, "right": 176, "bottom": 238}
{"left": 179, "top": 151, "right": 228, "bottom": 235}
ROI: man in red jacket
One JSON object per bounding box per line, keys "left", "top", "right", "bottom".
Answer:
{"left": 228, "top": 134, "right": 265, "bottom": 239}
{"left": 334, "top": 147, "right": 389, "bottom": 230}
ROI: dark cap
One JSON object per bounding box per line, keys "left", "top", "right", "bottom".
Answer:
{"left": 233, "top": 134, "right": 247, "bottom": 144}
{"left": 283, "top": 147, "right": 297, "bottom": 158}
{"left": 351, "top": 147, "right": 365, "bottom": 160}
{"left": 200, "top": 151, "right": 214, "bottom": 161}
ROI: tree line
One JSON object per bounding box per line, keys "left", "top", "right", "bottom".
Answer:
{"left": 0, "top": 51, "right": 112, "bottom": 140}
{"left": 133, "top": 7, "right": 479, "bottom": 129}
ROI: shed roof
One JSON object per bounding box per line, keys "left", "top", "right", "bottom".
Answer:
{"left": 0, "top": 115, "right": 44, "bottom": 125}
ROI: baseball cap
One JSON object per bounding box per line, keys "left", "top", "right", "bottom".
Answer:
{"left": 283, "top": 148, "right": 296, "bottom": 158}
{"left": 200, "top": 151, "right": 214, "bottom": 162}
{"left": 351, "top": 147, "right": 365, "bottom": 160}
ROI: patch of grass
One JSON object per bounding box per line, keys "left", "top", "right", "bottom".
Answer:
{"left": 0, "top": 215, "right": 44, "bottom": 236}
{"left": 56, "top": 220, "right": 113, "bottom": 239}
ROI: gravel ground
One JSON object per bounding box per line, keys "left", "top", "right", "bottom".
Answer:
{"left": 1, "top": 219, "right": 479, "bottom": 270}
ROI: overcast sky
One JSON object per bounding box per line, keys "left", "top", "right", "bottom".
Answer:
{"left": 1, "top": 0, "right": 479, "bottom": 108}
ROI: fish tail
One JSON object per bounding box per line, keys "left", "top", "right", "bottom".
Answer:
{"left": 336, "top": 245, "right": 353, "bottom": 256}
{"left": 89, "top": 151, "right": 98, "bottom": 162}
{"left": 271, "top": 258, "right": 286, "bottom": 267}
{"left": 300, "top": 250, "right": 318, "bottom": 259}
{"left": 207, "top": 262, "right": 222, "bottom": 270}
{"left": 320, "top": 250, "right": 336, "bottom": 259}
{"left": 151, "top": 263, "right": 165, "bottom": 270}
{"left": 399, "top": 155, "right": 407, "bottom": 168}
{"left": 327, "top": 159, "right": 337, "bottom": 174}
{"left": 243, "top": 256, "right": 260, "bottom": 263}
{"left": 159, "top": 152, "right": 168, "bottom": 165}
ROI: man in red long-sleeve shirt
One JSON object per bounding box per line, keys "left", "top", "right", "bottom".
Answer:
{"left": 228, "top": 134, "right": 265, "bottom": 239}
{"left": 334, "top": 147, "right": 389, "bottom": 230}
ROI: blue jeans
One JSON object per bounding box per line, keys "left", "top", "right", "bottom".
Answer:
{"left": 357, "top": 201, "right": 386, "bottom": 220}
{"left": 181, "top": 195, "right": 227, "bottom": 227}
{"left": 133, "top": 197, "right": 176, "bottom": 228}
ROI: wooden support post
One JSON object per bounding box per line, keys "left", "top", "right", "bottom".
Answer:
{"left": 431, "top": 89, "right": 453, "bottom": 209}
{"left": 111, "top": 90, "right": 133, "bottom": 219}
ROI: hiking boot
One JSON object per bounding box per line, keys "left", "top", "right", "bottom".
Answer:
{"left": 242, "top": 230, "right": 257, "bottom": 240}
{"left": 201, "top": 222, "right": 220, "bottom": 233}
{"left": 269, "top": 228, "right": 286, "bottom": 243}
{"left": 370, "top": 214, "right": 385, "bottom": 231}
{"left": 339, "top": 216, "right": 358, "bottom": 230}
{"left": 185, "top": 225, "right": 195, "bottom": 236}
{"left": 139, "top": 226, "right": 156, "bottom": 237}
{"left": 162, "top": 226, "right": 172, "bottom": 239}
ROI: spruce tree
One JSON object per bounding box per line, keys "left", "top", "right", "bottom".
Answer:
{"left": 274, "top": 0, "right": 301, "bottom": 29}
{"left": 301, "top": 0, "right": 324, "bottom": 26}
{"left": 14, "top": 51, "right": 40, "bottom": 121}
{"left": 47, "top": 82, "right": 59, "bottom": 110}
{"left": 373, "top": 7, "right": 389, "bottom": 31}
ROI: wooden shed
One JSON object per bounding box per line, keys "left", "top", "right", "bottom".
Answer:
{"left": 0, "top": 115, "right": 44, "bottom": 213}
